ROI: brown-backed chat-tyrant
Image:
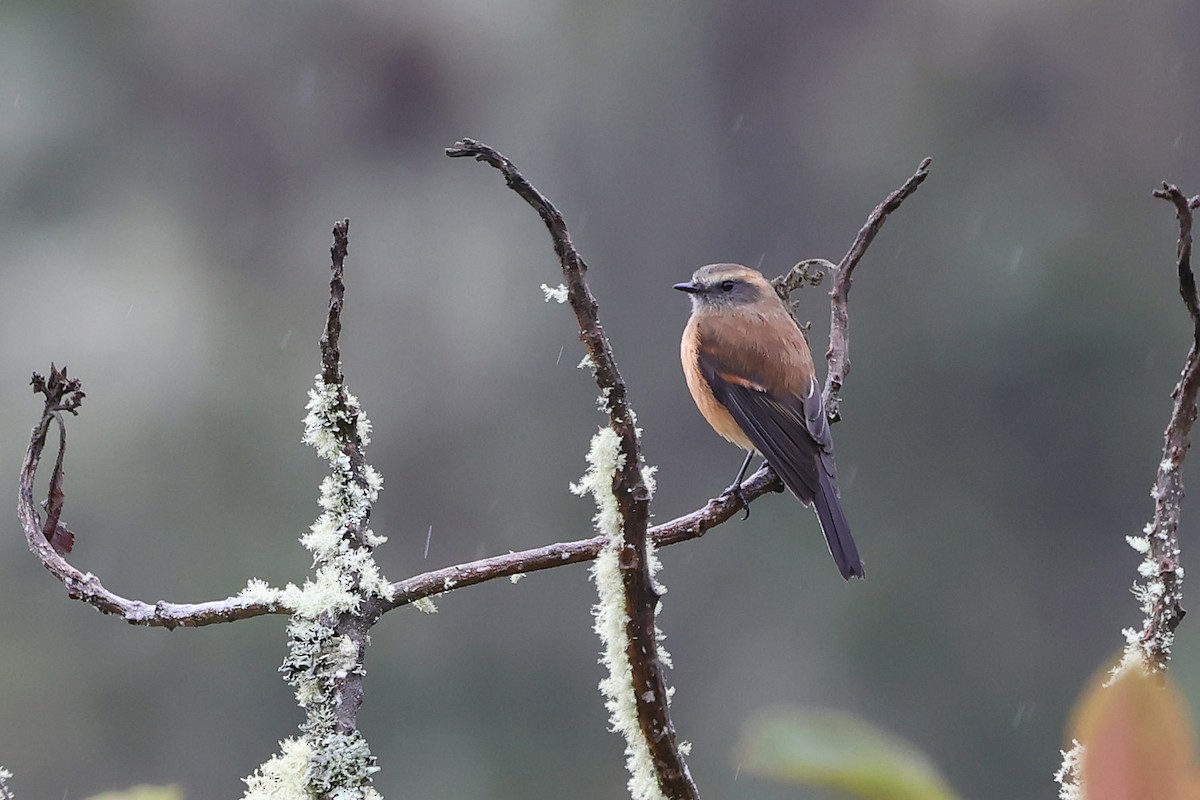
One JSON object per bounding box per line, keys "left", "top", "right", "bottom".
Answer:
{"left": 675, "top": 264, "right": 864, "bottom": 580}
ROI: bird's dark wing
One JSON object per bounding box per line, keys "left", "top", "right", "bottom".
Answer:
{"left": 698, "top": 350, "right": 863, "bottom": 579}
{"left": 697, "top": 351, "right": 826, "bottom": 502}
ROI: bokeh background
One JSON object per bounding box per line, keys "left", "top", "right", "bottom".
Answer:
{"left": 3, "top": 2, "right": 1200, "bottom": 798}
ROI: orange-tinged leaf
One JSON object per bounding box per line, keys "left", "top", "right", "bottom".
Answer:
{"left": 1072, "top": 665, "right": 1196, "bottom": 800}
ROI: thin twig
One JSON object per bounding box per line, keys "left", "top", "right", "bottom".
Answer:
{"left": 1132, "top": 183, "right": 1200, "bottom": 670}
{"left": 17, "top": 365, "right": 290, "bottom": 628}
{"left": 823, "top": 157, "right": 932, "bottom": 422}
{"left": 322, "top": 220, "right": 350, "bottom": 386}
{"left": 448, "top": 138, "right": 698, "bottom": 800}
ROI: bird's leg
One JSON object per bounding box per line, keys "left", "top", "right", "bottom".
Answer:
{"left": 725, "top": 450, "right": 756, "bottom": 520}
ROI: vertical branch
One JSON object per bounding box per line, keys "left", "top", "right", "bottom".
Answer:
{"left": 1057, "top": 182, "right": 1200, "bottom": 800}
{"left": 1125, "top": 184, "right": 1200, "bottom": 671}
{"left": 448, "top": 139, "right": 698, "bottom": 800}
{"left": 320, "top": 219, "right": 374, "bottom": 730}
{"left": 322, "top": 220, "right": 350, "bottom": 387}
{"left": 261, "top": 218, "right": 387, "bottom": 799}
{"left": 824, "top": 158, "right": 932, "bottom": 422}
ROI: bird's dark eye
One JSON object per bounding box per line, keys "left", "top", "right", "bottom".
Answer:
{"left": 719, "top": 280, "right": 735, "bottom": 292}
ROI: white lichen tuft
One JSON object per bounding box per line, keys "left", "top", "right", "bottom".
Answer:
{"left": 240, "top": 578, "right": 283, "bottom": 605}
{"left": 1107, "top": 646, "right": 1149, "bottom": 686}
{"left": 1053, "top": 739, "right": 1085, "bottom": 800}
{"left": 0, "top": 766, "right": 13, "bottom": 800}
{"left": 1120, "top": 501, "right": 1183, "bottom": 671}
{"left": 576, "top": 425, "right": 672, "bottom": 800}
{"left": 242, "top": 737, "right": 315, "bottom": 800}
{"left": 540, "top": 283, "right": 569, "bottom": 304}
{"left": 570, "top": 427, "right": 625, "bottom": 534}
{"left": 640, "top": 465, "right": 658, "bottom": 496}
{"left": 1125, "top": 534, "right": 1151, "bottom": 554}
{"left": 510, "top": 573, "right": 526, "bottom": 584}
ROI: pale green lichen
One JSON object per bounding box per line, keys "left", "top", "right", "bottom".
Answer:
{"left": 308, "top": 730, "right": 380, "bottom": 796}
{"left": 412, "top": 597, "right": 438, "bottom": 614}
{"left": 575, "top": 425, "right": 671, "bottom": 800}
{"left": 301, "top": 515, "right": 343, "bottom": 561}
{"left": 242, "top": 737, "right": 314, "bottom": 800}
{"left": 570, "top": 427, "right": 624, "bottom": 534}
{"left": 242, "top": 373, "right": 390, "bottom": 799}
{"left": 281, "top": 566, "right": 360, "bottom": 619}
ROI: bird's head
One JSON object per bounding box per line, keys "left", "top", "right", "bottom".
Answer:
{"left": 673, "top": 264, "right": 776, "bottom": 312}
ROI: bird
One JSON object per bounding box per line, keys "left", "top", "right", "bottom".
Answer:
{"left": 675, "top": 263, "right": 864, "bottom": 580}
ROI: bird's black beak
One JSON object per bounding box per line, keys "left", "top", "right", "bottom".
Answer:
{"left": 673, "top": 280, "right": 703, "bottom": 294}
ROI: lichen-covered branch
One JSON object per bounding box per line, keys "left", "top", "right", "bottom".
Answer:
{"left": 17, "top": 365, "right": 291, "bottom": 628}
{"left": 1120, "top": 184, "right": 1200, "bottom": 672}
{"left": 1056, "top": 183, "right": 1200, "bottom": 800}
{"left": 253, "top": 219, "right": 388, "bottom": 800}
{"left": 448, "top": 138, "right": 698, "bottom": 800}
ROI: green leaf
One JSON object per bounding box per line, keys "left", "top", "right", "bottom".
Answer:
{"left": 736, "top": 706, "right": 963, "bottom": 800}
{"left": 82, "top": 786, "right": 184, "bottom": 800}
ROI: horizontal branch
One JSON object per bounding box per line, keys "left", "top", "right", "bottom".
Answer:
{"left": 17, "top": 359, "right": 769, "bottom": 628}
{"left": 382, "top": 464, "right": 779, "bottom": 611}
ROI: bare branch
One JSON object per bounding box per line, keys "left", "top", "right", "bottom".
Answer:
{"left": 382, "top": 464, "right": 781, "bottom": 611}
{"left": 1129, "top": 183, "right": 1200, "bottom": 670}
{"left": 322, "top": 219, "right": 350, "bottom": 386}
{"left": 449, "top": 138, "right": 698, "bottom": 800}
{"left": 17, "top": 366, "right": 290, "bottom": 628}
{"left": 823, "top": 157, "right": 932, "bottom": 422}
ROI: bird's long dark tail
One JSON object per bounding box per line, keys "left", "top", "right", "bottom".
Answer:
{"left": 814, "top": 469, "right": 864, "bottom": 580}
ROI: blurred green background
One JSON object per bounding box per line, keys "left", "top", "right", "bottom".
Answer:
{"left": 2, "top": 1, "right": 1200, "bottom": 798}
